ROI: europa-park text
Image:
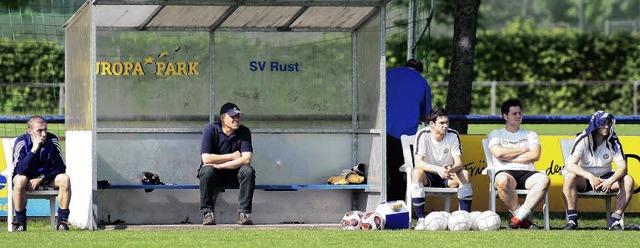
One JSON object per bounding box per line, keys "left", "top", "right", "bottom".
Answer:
{"left": 95, "top": 61, "right": 200, "bottom": 76}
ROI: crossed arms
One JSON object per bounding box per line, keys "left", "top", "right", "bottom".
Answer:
{"left": 201, "top": 151, "right": 252, "bottom": 170}
{"left": 489, "top": 143, "right": 541, "bottom": 164}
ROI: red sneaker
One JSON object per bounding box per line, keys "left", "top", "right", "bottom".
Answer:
{"left": 508, "top": 217, "right": 521, "bottom": 229}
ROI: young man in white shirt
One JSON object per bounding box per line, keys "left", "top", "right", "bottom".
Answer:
{"left": 487, "top": 99, "right": 550, "bottom": 229}
{"left": 562, "top": 111, "right": 634, "bottom": 231}
{"left": 411, "top": 107, "right": 472, "bottom": 230}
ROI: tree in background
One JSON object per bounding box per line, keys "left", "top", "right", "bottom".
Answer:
{"left": 445, "top": 0, "right": 480, "bottom": 134}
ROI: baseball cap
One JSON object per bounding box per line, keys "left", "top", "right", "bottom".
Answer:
{"left": 219, "top": 102, "right": 243, "bottom": 117}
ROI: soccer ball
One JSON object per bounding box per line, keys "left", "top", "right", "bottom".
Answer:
{"left": 448, "top": 210, "right": 472, "bottom": 231}
{"left": 422, "top": 212, "right": 448, "bottom": 231}
{"left": 476, "top": 211, "right": 501, "bottom": 231}
{"left": 341, "top": 211, "right": 364, "bottom": 230}
{"left": 439, "top": 211, "right": 451, "bottom": 220}
{"left": 469, "top": 211, "right": 482, "bottom": 231}
{"left": 361, "top": 211, "right": 384, "bottom": 230}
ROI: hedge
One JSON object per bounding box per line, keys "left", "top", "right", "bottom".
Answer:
{"left": 2, "top": 29, "right": 640, "bottom": 115}
{"left": 387, "top": 29, "right": 640, "bottom": 115}
{"left": 0, "top": 39, "right": 64, "bottom": 114}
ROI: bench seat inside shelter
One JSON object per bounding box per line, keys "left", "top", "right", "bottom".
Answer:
{"left": 102, "top": 184, "right": 367, "bottom": 191}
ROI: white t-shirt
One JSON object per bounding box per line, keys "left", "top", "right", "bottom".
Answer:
{"left": 414, "top": 127, "right": 462, "bottom": 166}
{"left": 487, "top": 128, "right": 540, "bottom": 172}
{"left": 569, "top": 134, "right": 624, "bottom": 177}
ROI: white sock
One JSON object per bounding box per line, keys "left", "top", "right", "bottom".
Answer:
{"left": 515, "top": 205, "right": 531, "bottom": 221}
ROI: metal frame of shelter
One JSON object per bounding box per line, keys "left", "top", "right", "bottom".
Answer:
{"left": 64, "top": 0, "right": 390, "bottom": 228}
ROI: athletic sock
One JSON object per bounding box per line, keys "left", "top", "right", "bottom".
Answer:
{"left": 412, "top": 197, "right": 425, "bottom": 219}
{"left": 58, "top": 208, "right": 70, "bottom": 223}
{"left": 515, "top": 205, "right": 531, "bottom": 221}
{"left": 457, "top": 183, "right": 473, "bottom": 212}
{"left": 566, "top": 209, "right": 578, "bottom": 224}
{"left": 15, "top": 209, "right": 27, "bottom": 224}
{"left": 609, "top": 212, "right": 622, "bottom": 227}
{"left": 459, "top": 199, "right": 472, "bottom": 212}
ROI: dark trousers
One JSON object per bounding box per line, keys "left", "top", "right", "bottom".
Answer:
{"left": 386, "top": 134, "right": 406, "bottom": 202}
{"left": 199, "top": 165, "right": 256, "bottom": 214}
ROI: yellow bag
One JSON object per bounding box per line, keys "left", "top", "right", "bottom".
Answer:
{"left": 327, "top": 163, "right": 365, "bottom": 185}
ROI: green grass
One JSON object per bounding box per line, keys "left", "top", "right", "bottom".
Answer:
{"left": 1, "top": 214, "right": 640, "bottom": 247}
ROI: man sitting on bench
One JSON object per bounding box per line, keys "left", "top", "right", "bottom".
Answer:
{"left": 199, "top": 102, "right": 256, "bottom": 225}
{"left": 11, "top": 116, "right": 71, "bottom": 231}
{"left": 562, "top": 111, "right": 634, "bottom": 231}
{"left": 410, "top": 107, "right": 472, "bottom": 230}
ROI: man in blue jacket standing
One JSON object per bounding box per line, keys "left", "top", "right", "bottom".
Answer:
{"left": 386, "top": 59, "right": 432, "bottom": 201}
{"left": 11, "top": 116, "right": 71, "bottom": 231}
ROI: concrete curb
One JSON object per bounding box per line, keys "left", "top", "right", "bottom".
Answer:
{"left": 100, "top": 223, "right": 342, "bottom": 231}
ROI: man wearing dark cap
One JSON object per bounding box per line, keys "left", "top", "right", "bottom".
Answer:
{"left": 386, "top": 59, "right": 432, "bottom": 201}
{"left": 199, "top": 102, "right": 256, "bottom": 225}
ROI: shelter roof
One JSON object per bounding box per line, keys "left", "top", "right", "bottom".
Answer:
{"left": 68, "top": 0, "right": 390, "bottom": 32}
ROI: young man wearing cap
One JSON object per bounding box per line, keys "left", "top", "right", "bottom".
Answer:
{"left": 199, "top": 102, "right": 256, "bottom": 225}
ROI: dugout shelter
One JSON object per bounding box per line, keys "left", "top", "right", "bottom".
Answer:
{"left": 64, "top": 0, "right": 390, "bottom": 229}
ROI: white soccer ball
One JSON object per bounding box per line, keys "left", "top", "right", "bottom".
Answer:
{"left": 439, "top": 211, "right": 451, "bottom": 220}
{"left": 448, "top": 210, "right": 472, "bottom": 231}
{"left": 360, "top": 211, "right": 384, "bottom": 230}
{"left": 469, "top": 211, "right": 482, "bottom": 231}
{"left": 476, "top": 211, "right": 501, "bottom": 231}
{"left": 341, "top": 211, "right": 364, "bottom": 230}
{"left": 422, "top": 212, "right": 448, "bottom": 231}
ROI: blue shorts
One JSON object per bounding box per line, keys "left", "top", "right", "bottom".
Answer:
{"left": 425, "top": 172, "right": 449, "bottom": 188}
{"left": 582, "top": 172, "right": 615, "bottom": 192}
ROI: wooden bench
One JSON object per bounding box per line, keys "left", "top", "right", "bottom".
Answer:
{"left": 2, "top": 138, "right": 59, "bottom": 232}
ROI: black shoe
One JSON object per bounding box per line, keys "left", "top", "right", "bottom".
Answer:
{"left": 203, "top": 212, "right": 216, "bottom": 225}
{"left": 57, "top": 221, "right": 70, "bottom": 231}
{"left": 237, "top": 212, "right": 253, "bottom": 225}
{"left": 11, "top": 221, "right": 26, "bottom": 232}
{"left": 521, "top": 218, "right": 539, "bottom": 230}
{"left": 563, "top": 220, "right": 578, "bottom": 230}
{"left": 629, "top": 224, "right": 640, "bottom": 230}
{"left": 609, "top": 220, "right": 623, "bottom": 231}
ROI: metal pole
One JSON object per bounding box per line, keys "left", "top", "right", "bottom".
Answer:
{"left": 491, "top": 81, "right": 496, "bottom": 115}
{"left": 59, "top": 84, "right": 65, "bottom": 115}
{"left": 209, "top": 31, "right": 216, "bottom": 123}
{"left": 351, "top": 30, "right": 359, "bottom": 169}
{"left": 381, "top": 3, "right": 388, "bottom": 204}
{"left": 407, "top": 0, "right": 416, "bottom": 60}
